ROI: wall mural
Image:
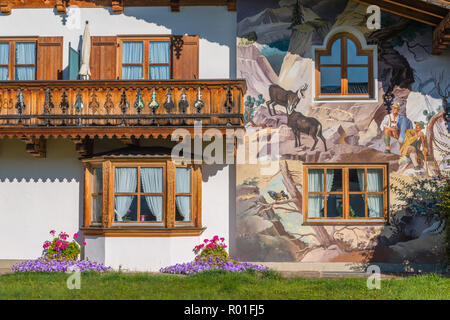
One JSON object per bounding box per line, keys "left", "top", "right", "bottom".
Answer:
{"left": 236, "top": 0, "right": 449, "bottom": 263}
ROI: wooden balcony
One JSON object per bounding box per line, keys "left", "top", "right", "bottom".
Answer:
{"left": 0, "top": 79, "right": 246, "bottom": 141}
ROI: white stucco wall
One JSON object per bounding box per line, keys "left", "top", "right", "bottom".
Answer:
{"left": 0, "top": 138, "right": 83, "bottom": 259}
{"left": 85, "top": 164, "right": 234, "bottom": 271}
{"left": 0, "top": 138, "right": 235, "bottom": 270}
{"left": 0, "top": 6, "right": 236, "bottom": 79}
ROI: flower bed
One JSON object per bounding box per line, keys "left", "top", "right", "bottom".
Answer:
{"left": 160, "top": 236, "right": 269, "bottom": 275}
{"left": 12, "top": 257, "right": 111, "bottom": 273}
{"left": 13, "top": 230, "right": 111, "bottom": 273}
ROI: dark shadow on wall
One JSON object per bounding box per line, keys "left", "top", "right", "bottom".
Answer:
{"left": 0, "top": 137, "right": 85, "bottom": 237}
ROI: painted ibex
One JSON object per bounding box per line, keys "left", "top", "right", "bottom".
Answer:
{"left": 266, "top": 83, "right": 308, "bottom": 116}
{"left": 286, "top": 89, "right": 327, "bottom": 152}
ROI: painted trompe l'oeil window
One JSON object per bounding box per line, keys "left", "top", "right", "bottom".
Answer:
{"left": 120, "top": 37, "right": 171, "bottom": 80}
{"left": 84, "top": 159, "right": 203, "bottom": 237}
{"left": 303, "top": 164, "right": 388, "bottom": 224}
{"left": 314, "top": 32, "right": 374, "bottom": 100}
{"left": 0, "top": 40, "right": 36, "bottom": 80}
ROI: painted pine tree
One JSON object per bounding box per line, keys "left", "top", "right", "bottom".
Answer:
{"left": 289, "top": 0, "right": 305, "bottom": 29}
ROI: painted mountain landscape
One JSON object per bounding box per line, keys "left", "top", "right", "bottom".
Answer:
{"left": 235, "top": 0, "right": 449, "bottom": 264}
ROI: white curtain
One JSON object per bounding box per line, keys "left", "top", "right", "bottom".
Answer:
{"left": 176, "top": 168, "right": 191, "bottom": 221}
{"left": 122, "top": 41, "right": 143, "bottom": 80}
{"left": 15, "top": 42, "right": 35, "bottom": 80}
{"left": 308, "top": 169, "right": 324, "bottom": 218}
{"left": 114, "top": 168, "right": 137, "bottom": 222}
{"left": 357, "top": 169, "right": 365, "bottom": 192}
{"left": 149, "top": 41, "right": 170, "bottom": 80}
{"left": 0, "top": 43, "right": 9, "bottom": 80}
{"left": 150, "top": 65, "right": 170, "bottom": 80}
{"left": 141, "top": 167, "right": 163, "bottom": 222}
{"left": 326, "top": 169, "right": 334, "bottom": 192}
{"left": 367, "top": 169, "right": 383, "bottom": 217}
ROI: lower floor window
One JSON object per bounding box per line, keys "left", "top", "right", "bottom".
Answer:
{"left": 83, "top": 158, "right": 202, "bottom": 236}
{"left": 303, "top": 164, "right": 387, "bottom": 223}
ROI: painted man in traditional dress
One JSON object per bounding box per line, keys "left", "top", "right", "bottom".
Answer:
{"left": 380, "top": 102, "right": 413, "bottom": 153}
{"left": 399, "top": 122, "right": 428, "bottom": 170}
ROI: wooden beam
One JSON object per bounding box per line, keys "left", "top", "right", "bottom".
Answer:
{"left": 72, "top": 137, "right": 93, "bottom": 157}
{"left": 170, "top": 0, "right": 180, "bottom": 12}
{"left": 354, "top": 0, "right": 447, "bottom": 26}
{"left": 0, "top": 1, "right": 11, "bottom": 15}
{"left": 433, "top": 11, "right": 450, "bottom": 54}
{"left": 21, "top": 136, "right": 46, "bottom": 158}
{"left": 55, "top": 0, "right": 67, "bottom": 14}
{"left": 111, "top": 0, "right": 123, "bottom": 14}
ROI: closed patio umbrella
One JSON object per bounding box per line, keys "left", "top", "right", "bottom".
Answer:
{"left": 78, "top": 21, "right": 91, "bottom": 80}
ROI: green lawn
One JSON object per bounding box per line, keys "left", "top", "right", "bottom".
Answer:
{"left": 0, "top": 271, "right": 449, "bottom": 300}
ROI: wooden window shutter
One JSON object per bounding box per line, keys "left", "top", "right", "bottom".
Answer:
{"left": 172, "top": 35, "right": 199, "bottom": 80}
{"left": 90, "top": 36, "right": 118, "bottom": 80}
{"left": 36, "top": 37, "right": 63, "bottom": 80}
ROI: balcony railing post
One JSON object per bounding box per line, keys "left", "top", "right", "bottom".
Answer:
{"left": 15, "top": 89, "right": 25, "bottom": 125}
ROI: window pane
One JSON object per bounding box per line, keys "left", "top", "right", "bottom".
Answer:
{"left": 326, "top": 194, "right": 343, "bottom": 218}
{"left": 115, "top": 167, "right": 137, "bottom": 193}
{"left": 114, "top": 195, "right": 137, "bottom": 221}
{"left": 348, "top": 67, "right": 368, "bottom": 94}
{"left": 326, "top": 169, "right": 342, "bottom": 192}
{"left": 122, "top": 66, "right": 143, "bottom": 80}
{"left": 0, "top": 67, "right": 8, "bottom": 80}
{"left": 141, "top": 195, "right": 163, "bottom": 222}
{"left": 92, "top": 196, "right": 102, "bottom": 223}
{"left": 176, "top": 167, "right": 191, "bottom": 193}
{"left": 349, "top": 194, "right": 365, "bottom": 218}
{"left": 15, "top": 67, "right": 35, "bottom": 80}
{"left": 122, "top": 41, "right": 143, "bottom": 64}
{"left": 308, "top": 194, "right": 324, "bottom": 217}
{"left": 93, "top": 168, "right": 103, "bottom": 194}
{"left": 368, "top": 194, "right": 383, "bottom": 218}
{"left": 0, "top": 43, "right": 9, "bottom": 64}
{"left": 349, "top": 169, "right": 364, "bottom": 192}
{"left": 367, "top": 169, "right": 383, "bottom": 192}
{"left": 308, "top": 169, "right": 324, "bottom": 192}
{"left": 141, "top": 167, "right": 163, "bottom": 193}
{"left": 149, "top": 65, "right": 170, "bottom": 80}
{"left": 320, "top": 67, "right": 341, "bottom": 94}
{"left": 176, "top": 196, "right": 191, "bottom": 221}
{"left": 347, "top": 39, "right": 368, "bottom": 65}
{"left": 149, "top": 41, "right": 170, "bottom": 64}
{"left": 320, "top": 39, "right": 340, "bottom": 65}
{"left": 15, "top": 42, "right": 35, "bottom": 65}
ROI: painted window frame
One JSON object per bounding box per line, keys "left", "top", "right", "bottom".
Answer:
{"left": 302, "top": 164, "right": 388, "bottom": 224}
{"left": 118, "top": 36, "right": 172, "bottom": 80}
{"left": 82, "top": 158, "right": 204, "bottom": 237}
{"left": 314, "top": 32, "right": 375, "bottom": 101}
{"left": 0, "top": 37, "right": 37, "bottom": 80}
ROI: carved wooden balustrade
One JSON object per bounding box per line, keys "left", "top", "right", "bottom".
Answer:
{"left": 0, "top": 80, "right": 246, "bottom": 131}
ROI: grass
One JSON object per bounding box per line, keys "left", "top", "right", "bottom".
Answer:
{"left": 0, "top": 270, "right": 449, "bottom": 300}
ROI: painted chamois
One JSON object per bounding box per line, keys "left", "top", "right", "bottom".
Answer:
{"left": 266, "top": 83, "right": 308, "bottom": 116}
{"left": 287, "top": 98, "right": 327, "bottom": 152}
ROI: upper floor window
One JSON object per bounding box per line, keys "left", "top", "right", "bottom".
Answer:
{"left": 90, "top": 35, "right": 199, "bottom": 81}
{"left": 302, "top": 164, "right": 387, "bottom": 224}
{"left": 0, "top": 40, "right": 36, "bottom": 80}
{"left": 314, "top": 32, "right": 375, "bottom": 101}
{"left": 120, "top": 37, "right": 171, "bottom": 80}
